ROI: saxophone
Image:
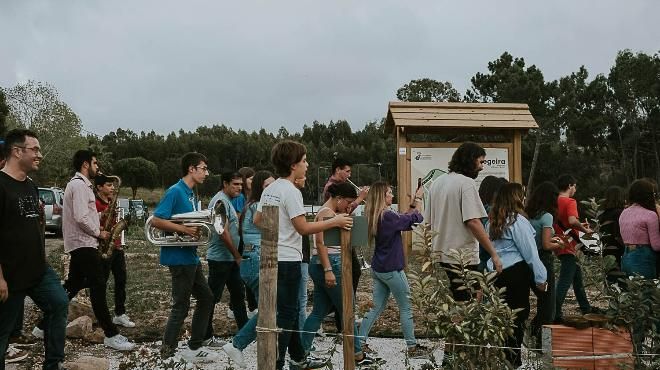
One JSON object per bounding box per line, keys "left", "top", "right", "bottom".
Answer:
{"left": 98, "top": 175, "right": 126, "bottom": 260}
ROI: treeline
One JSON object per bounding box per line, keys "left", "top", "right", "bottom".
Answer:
{"left": 1, "top": 49, "right": 659, "bottom": 204}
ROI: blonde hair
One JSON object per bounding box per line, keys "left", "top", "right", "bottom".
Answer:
{"left": 365, "top": 182, "right": 390, "bottom": 243}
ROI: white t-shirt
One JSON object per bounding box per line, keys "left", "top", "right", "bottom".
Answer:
{"left": 257, "top": 178, "right": 306, "bottom": 261}
{"left": 424, "top": 172, "right": 487, "bottom": 265}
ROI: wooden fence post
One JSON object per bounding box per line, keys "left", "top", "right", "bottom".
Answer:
{"left": 341, "top": 227, "right": 356, "bottom": 370}
{"left": 257, "top": 205, "right": 279, "bottom": 370}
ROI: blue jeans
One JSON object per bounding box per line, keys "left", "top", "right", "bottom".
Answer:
{"left": 622, "top": 245, "right": 656, "bottom": 279}
{"left": 275, "top": 261, "right": 305, "bottom": 369}
{"left": 206, "top": 260, "right": 248, "bottom": 339}
{"left": 301, "top": 255, "right": 361, "bottom": 354}
{"left": 298, "top": 262, "right": 309, "bottom": 332}
{"left": 233, "top": 247, "right": 261, "bottom": 350}
{"left": 555, "top": 254, "right": 591, "bottom": 319}
{"left": 0, "top": 266, "right": 68, "bottom": 370}
{"left": 358, "top": 269, "right": 417, "bottom": 347}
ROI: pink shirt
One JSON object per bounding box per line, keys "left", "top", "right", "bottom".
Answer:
{"left": 619, "top": 204, "right": 660, "bottom": 251}
{"left": 62, "top": 172, "right": 101, "bottom": 253}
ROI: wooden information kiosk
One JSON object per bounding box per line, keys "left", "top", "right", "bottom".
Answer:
{"left": 385, "top": 101, "right": 539, "bottom": 250}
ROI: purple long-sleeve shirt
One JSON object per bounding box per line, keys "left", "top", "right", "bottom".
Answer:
{"left": 371, "top": 209, "right": 423, "bottom": 272}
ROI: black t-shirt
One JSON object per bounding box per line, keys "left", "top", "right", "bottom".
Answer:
{"left": 0, "top": 171, "right": 46, "bottom": 292}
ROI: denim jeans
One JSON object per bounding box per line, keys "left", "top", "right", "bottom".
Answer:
{"left": 163, "top": 264, "right": 214, "bottom": 351}
{"left": 358, "top": 269, "right": 417, "bottom": 348}
{"left": 0, "top": 266, "right": 68, "bottom": 370}
{"left": 555, "top": 254, "right": 591, "bottom": 319}
{"left": 276, "top": 261, "right": 305, "bottom": 369}
{"left": 621, "top": 245, "right": 656, "bottom": 279}
{"left": 102, "top": 249, "right": 127, "bottom": 316}
{"left": 301, "top": 255, "right": 361, "bottom": 354}
{"left": 298, "top": 262, "right": 309, "bottom": 332}
{"left": 233, "top": 247, "right": 260, "bottom": 350}
{"left": 206, "top": 260, "right": 248, "bottom": 339}
{"left": 531, "top": 251, "right": 556, "bottom": 343}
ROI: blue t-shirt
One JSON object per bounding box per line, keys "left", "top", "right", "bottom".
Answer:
{"left": 529, "top": 212, "right": 554, "bottom": 251}
{"left": 486, "top": 214, "right": 547, "bottom": 284}
{"left": 206, "top": 191, "right": 240, "bottom": 262}
{"left": 242, "top": 202, "right": 261, "bottom": 247}
{"left": 230, "top": 193, "right": 246, "bottom": 214}
{"left": 153, "top": 179, "right": 200, "bottom": 266}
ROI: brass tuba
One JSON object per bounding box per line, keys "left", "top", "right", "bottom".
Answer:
{"left": 144, "top": 201, "right": 226, "bottom": 247}
{"left": 98, "top": 174, "right": 127, "bottom": 260}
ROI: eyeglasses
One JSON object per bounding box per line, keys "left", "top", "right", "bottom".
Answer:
{"left": 195, "top": 166, "right": 210, "bottom": 174}
{"left": 14, "top": 146, "right": 42, "bottom": 154}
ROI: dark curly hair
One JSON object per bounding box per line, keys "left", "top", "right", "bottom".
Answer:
{"left": 628, "top": 179, "right": 657, "bottom": 211}
{"left": 525, "top": 181, "right": 559, "bottom": 220}
{"left": 448, "top": 142, "right": 486, "bottom": 179}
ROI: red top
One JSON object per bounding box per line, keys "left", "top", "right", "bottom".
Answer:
{"left": 95, "top": 197, "right": 121, "bottom": 248}
{"left": 554, "top": 196, "right": 579, "bottom": 256}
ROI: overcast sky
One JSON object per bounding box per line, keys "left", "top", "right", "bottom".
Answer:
{"left": 1, "top": 0, "right": 659, "bottom": 137}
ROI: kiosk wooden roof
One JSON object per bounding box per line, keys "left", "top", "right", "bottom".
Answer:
{"left": 385, "top": 102, "right": 538, "bottom": 133}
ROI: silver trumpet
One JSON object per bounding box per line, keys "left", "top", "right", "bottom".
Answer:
{"left": 144, "top": 202, "right": 227, "bottom": 247}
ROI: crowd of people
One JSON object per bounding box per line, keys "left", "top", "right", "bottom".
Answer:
{"left": 1, "top": 129, "right": 659, "bottom": 369}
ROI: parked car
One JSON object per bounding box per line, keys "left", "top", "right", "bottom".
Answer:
{"left": 38, "top": 187, "right": 64, "bottom": 235}
{"left": 117, "top": 198, "right": 131, "bottom": 223}
{"left": 130, "top": 199, "right": 148, "bottom": 221}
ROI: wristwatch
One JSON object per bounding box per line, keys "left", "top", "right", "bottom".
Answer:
{"left": 323, "top": 267, "right": 333, "bottom": 272}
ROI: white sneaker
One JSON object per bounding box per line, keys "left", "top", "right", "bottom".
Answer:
{"left": 221, "top": 342, "right": 246, "bottom": 368}
{"left": 202, "top": 336, "right": 225, "bottom": 348}
{"left": 31, "top": 326, "right": 44, "bottom": 339}
{"left": 104, "top": 334, "right": 135, "bottom": 351}
{"left": 227, "top": 308, "right": 235, "bottom": 319}
{"left": 180, "top": 347, "right": 221, "bottom": 363}
{"left": 247, "top": 309, "right": 258, "bottom": 319}
{"left": 112, "top": 314, "right": 136, "bottom": 328}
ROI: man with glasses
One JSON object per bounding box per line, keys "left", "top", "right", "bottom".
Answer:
{"left": 204, "top": 171, "right": 247, "bottom": 344}
{"left": 149, "top": 152, "right": 219, "bottom": 363}
{"left": 0, "top": 129, "right": 68, "bottom": 370}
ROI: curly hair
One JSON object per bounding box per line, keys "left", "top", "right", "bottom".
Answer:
{"left": 525, "top": 181, "right": 559, "bottom": 220}
{"left": 489, "top": 183, "right": 527, "bottom": 240}
{"left": 448, "top": 142, "right": 486, "bottom": 179}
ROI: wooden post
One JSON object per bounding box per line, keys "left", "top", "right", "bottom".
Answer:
{"left": 340, "top": 227, "right": 356, "bottom": 370}
{"left": 257, "top": 205, "right": 278, "bottom": 370}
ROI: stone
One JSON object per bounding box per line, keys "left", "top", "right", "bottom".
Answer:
{"left": 66, "top": 316, "right": 93, "bottom": 338}
{"left": 68, "top": 301, "right": 96, "bottom": 323}
{"left": 83, "top": 327, "right": 105, "bottom": 344}
{"left": 63, "top": 356, "right": 109, "bottom": 370}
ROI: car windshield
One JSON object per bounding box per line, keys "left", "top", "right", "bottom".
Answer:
{"left": 39, "top": 190, "right": 55, "bottom": 205}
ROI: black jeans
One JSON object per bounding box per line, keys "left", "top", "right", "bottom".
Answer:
{"left": 276, "top": 261, "right": 305, "bottom": 369}
{"left": 495, "top": 261, "right": 532, "bottom": 367}
{"left": 531, "top": 251, "right": 555, "bottom": 345}
{"left": 102, "top": 249, "right": 127, "bottom": 316}
{"left": 63, "top": 247, "right": 119, "bottom": 337}
{"left": 163, "top": 264, "right": 214, "bottom": 351}
{"left": 206, "top": 260, "right": 248, "bottom": 339}
{"left": 440, "top": 262, "right": 479, "bottom": 302}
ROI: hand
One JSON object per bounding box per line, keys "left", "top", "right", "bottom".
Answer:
{"left": 582, "top": 221, "right": 594, "bottom": 234}
{"left": 294, "top": 177, "right": 306, "bottom": 189}
{"left": 333, "top": 213, "right": 353, "bottom": 230}
{"left": 491, "top": 255, "right": 503, "bottom": 274}
{"left": 0, "top": 278, "right": 8, "bottom": 303}
{"left": 235, "top": 256, "right": 243, "bottom": 266}
{"left": 324, "top": 271, "right": 336, "bottom": 288}
{"left": 358, "top": 186, "right": 369, "bottom": 199}
{"left": 98, "top": 230, "right": 111, "bottom": 240}
{"left": 182, "top": 225, "right": 200, "bottom": 238}
{"left": 550, "top": 236, "right": 565, "bottom": 249}
{"left": 414, "top": 187, "right": 424, "bottom": 200}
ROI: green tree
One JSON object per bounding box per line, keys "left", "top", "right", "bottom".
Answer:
{"left": 0, "top": 90, "right": 9, "bottom": 138}
{"left": 396, "top": 78, "right": 461, "bottom": 102}
{"left": 113, "top": 157, "right": 159, "bottom": 199}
